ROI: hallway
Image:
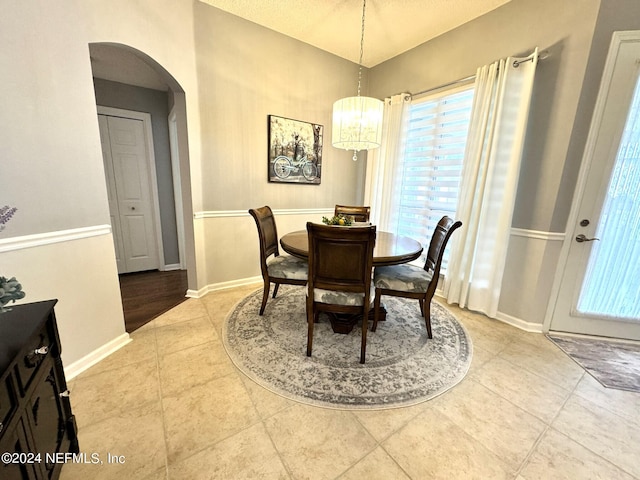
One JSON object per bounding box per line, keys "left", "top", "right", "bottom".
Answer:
{"left": 119, "top": 269, "right": 188, "bottom": 332}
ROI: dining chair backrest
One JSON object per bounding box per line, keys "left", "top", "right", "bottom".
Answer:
{"left": 307, "top": 222, "right": 376, "bottom": 295}
{"left": 423, "top": 216, "right": 463, "bottom": 295}
{"left": 372, "top": 215, "right": 462, "bottom": 337}
{"left": 306, "top": 222, "right": 376, "bottom": 363}
{"left": 334, "top": 205, "right": 371, "bottom": 223}
{"left": 249, "top": 206, "right": 280, "bottom": 267}
{"left": 249, "top": 205, "right": 308, "bottom": 315}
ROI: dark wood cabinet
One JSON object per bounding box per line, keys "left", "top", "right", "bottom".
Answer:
{"left": 0, "top": 300, "right": 78, "bottom": 480}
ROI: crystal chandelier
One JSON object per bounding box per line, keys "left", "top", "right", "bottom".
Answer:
{"left": 332, "top": 0, "right": 383, "bottom": 161}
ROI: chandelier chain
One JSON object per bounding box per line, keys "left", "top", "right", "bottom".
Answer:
{"left": 357, "top": 0, "right": 367, "bottom": 96}
{"left": 332, "top": 0, "right": 382, "bottom": 159}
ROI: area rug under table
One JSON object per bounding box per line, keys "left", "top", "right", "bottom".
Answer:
{"left": 222, "top": 287, "right": 472, "bottom": 410}
{"left": 548, "top": 334, "right": 640, "bottom": 392}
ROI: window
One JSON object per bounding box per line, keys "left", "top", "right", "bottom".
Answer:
{"left": 396, "top": 84, "right": 474, "bottom": 269}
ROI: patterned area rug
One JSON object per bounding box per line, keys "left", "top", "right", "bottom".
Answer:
{"left": 222, "top": 287, "right": 472, "bottom": 410}
{"left": 548, "top": 334, "right": 640, "bottom": 392}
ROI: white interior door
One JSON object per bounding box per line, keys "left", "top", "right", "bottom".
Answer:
{"left": 550, "top": 32, "right": 640, "bottom": 339}
{"left": 99, "top": 115, "right": 127, "bottom": 272}
{"left": 99, "top": 114, "right": 159, "bottom": 274}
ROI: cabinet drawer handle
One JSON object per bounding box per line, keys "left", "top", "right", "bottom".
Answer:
{"left": 34, "top": 346, "right": 49, "bottom": 355}
{"left": 59, "top": 390, "right": 70, "bottom": 398}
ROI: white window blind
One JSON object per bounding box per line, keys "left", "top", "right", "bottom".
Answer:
{"left": 396, "top": 84, "right": 474, "bottom": 269}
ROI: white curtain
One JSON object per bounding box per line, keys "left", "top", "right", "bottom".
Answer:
{"left": 444, "top": 49, "right": 538, "bottom": 318}
{"left": 364, "top": 93, "right": 411, "bottom": 231}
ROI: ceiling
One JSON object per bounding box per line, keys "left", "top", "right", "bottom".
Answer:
{"left": 200, "top": 0, "right": 512, "bottom": 67}
{"left": 90, "top": 0, "right": 512, "bottom": 91}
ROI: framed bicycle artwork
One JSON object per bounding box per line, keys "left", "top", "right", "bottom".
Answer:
{"left": 268, "top": 115, "right": 323, "bottom": 184}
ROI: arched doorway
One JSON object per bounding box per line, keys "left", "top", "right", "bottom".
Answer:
{"left": 89, "top": 42, "right": 197, "bottom": 331}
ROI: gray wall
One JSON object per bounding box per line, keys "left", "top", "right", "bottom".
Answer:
{"left": 4, "top": 0, "right": 640, "bottom": 368}
{"left": 0, "top": 1, "right": 112, "bottom": 238}
{"left": 369, "top": 0, "right": 602, "bottom": 234}
{"left": 366, "top": 0, "right": 640, "bottom": 326}
{"left": 0, "top": 0, "right": 202, "bottom": 366}
{"left": 554, "top": 0, "right": 640, "bottom": 231}
{"left": 193, "top": 4, "right": 369, "bottom": 212}
{"left": 93, "top": 78, "right": 180, "bottom": 266}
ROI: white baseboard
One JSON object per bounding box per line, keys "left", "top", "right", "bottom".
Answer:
{"left": 187, "top": 276, "right": 262, "bottom": 298}
{"left": 63, "top": 333, "right": 131, "bottom": 380}
{"left": 435, "top": 290, "right": 544, "bottom": 334}
{"left": 163, "top": 263, "right": 183, "bottom": 271}
{"left": 186, "top": 288, "right": 205, "bottom": 298}
{"left": 64, "top": 277, "right": 543, "bottom": 380}
{"left": 191, "top": 279, "right": 544, "bottom": 335}
{"left": 495, "top": 311, "right": 545, "bottom": 333}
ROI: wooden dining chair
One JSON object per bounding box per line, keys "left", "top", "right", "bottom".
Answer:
{"left": 334, "top": 205, "right": 371, "bottom": 223}
{"left": 372, "top": 216, "right": 462, "bottom": 338}
{"left": 249, "top": 206, "right": 308, "bottom": 315}
{"left": 306, "top": 222, "right": 376, "bottom": 364}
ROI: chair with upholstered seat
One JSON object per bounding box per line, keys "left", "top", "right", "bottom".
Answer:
{"left": 249, "top": 206, "right": 308, "bottom": 315}
{"left": 373, "top": 216, "right": 462, "bottom": 338}
{"left": 334, "top": 205, "right": 371, "bottom": 223}
{"left": 306, "top": 222, "right": 376, "bottom": 364}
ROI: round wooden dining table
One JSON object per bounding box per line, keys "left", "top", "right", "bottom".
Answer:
{"left": 280, "top": 228, "right": 423, "bottom": 334}
{"left": 280, "top": 229, "right": 423, "bottom": 266}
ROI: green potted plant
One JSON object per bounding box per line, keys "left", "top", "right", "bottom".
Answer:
{"left": 321, "top": 214, "right": 353, "bottom": 226}
{"left": 0, "top": 276, "right": 25, "bottom": 313}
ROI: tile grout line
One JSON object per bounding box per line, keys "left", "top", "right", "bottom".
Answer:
{"left": 553, "top": 377, "right": 640, "bottom": 480}
{"left": 154, "top": 300, "right": 219, "bottom": 476}
{"left": 466, "top": 343, "right": 584, "bottom": 477}
{"left": 232, "top": 351, "right": 297, "bottom": 480}
{"left": 151, "top": 321, "right": 172, "bottom": 479}
{"left": 160, "top": 296, "right": 294, "bottom": 477}
{"left": 96, "top": 287, "right": 639, "bottom": 479}
{"left": 512, "top": 370, "right": 587, "bottom": 478}
{"left": 344, "top": 411, "right": 409, "bottom": 478}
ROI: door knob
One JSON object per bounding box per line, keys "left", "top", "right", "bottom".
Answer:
{"left": 576, "top": 234, "right": 600, "bottom": 243}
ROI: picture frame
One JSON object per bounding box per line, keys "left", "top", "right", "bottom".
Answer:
{"left": 268, "top": 115, "right": 323, "bottom": 184}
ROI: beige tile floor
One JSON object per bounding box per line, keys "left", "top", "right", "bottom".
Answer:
{"left": 60, "top": 284, "right": 640, "bottom": 480}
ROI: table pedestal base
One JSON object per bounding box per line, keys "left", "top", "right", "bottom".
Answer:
{"left": 328, "top": 304, "right": 387, "bottom": 334}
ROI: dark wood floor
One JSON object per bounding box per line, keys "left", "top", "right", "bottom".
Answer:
{"left": 119, "top": 269, "right": 188, "bottom": 333}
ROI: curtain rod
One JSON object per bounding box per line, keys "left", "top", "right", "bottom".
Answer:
{"left": 409, "top": 49, "right": 548, "bottom": 99}
{"left": 411, "top": 75, "right": 476, "bottom": 98}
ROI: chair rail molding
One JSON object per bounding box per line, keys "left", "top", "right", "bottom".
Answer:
{"left": 510, "top": 228, "right": 565, "bottom": 241}
{"left": 194, "top": 208, "right": 334, "bottom": 219}
{"left": 0, "top": 224, "right": 112, "bottom": 253}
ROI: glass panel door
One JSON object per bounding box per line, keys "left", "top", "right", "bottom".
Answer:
{"left": 551, "top": 32, "right": 640, "bottom": 340}
{"left": 577, "top": 75, "right": 640, "bottom": 320}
